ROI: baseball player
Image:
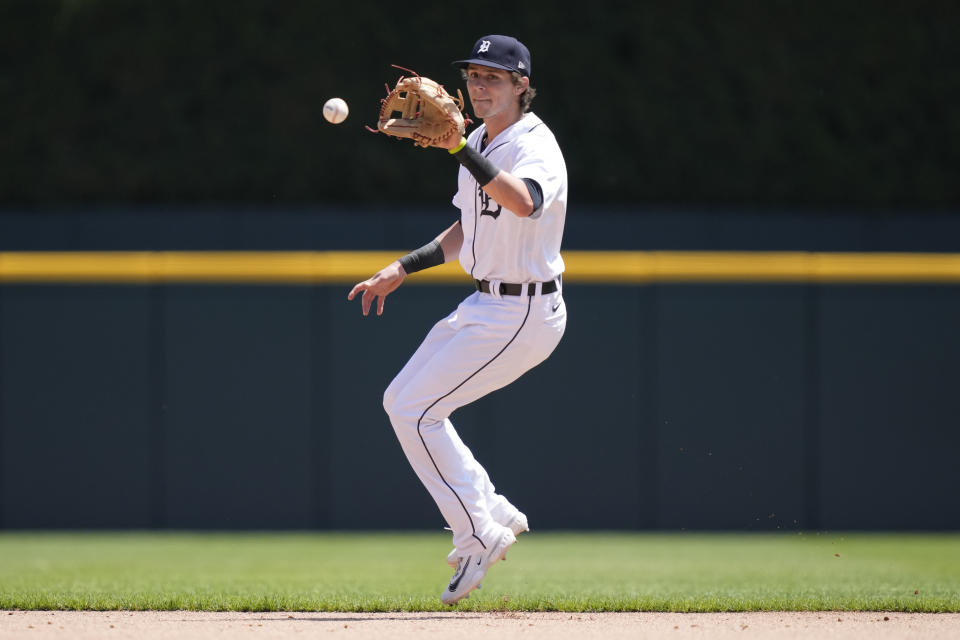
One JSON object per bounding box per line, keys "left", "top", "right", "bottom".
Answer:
{"left": 348, "top": 35, "right": 567, "bottom": 604}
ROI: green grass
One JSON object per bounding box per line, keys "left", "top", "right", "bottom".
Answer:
{"left": 0, "top": 531, "right": 957, "bottom": 612}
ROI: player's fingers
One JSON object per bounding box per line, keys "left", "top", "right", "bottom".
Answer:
{"left": 347, "top": 281, "right": 368, "bottom": 300}
{"left": 377, "top": 293, "right": 386, "bottom": 316}
{"left": 360, "top": 289, "right": 374, "bottom": 316}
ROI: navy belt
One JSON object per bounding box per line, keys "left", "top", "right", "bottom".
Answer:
{"left": 475, "top": 278, "right": 560, "bottom": 297}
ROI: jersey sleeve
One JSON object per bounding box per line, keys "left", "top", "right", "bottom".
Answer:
{"left": 510, "top": 131, "right": 566, "bottom": 219}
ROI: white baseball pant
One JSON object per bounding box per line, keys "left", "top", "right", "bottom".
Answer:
{"left": 383, "top": 285, "right": 566, "bottom": 555}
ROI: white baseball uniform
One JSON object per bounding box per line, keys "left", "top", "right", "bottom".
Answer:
{"left": 383, "top": 112, "right": 568, "bottom": 555}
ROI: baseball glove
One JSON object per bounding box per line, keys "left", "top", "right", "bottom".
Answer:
{"left": 373, "top": 66, "right": 467, "bottom": 147}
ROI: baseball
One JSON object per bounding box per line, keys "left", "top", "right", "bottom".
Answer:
{"left": 323, "top": 97, "right": 349, "bottom": 124}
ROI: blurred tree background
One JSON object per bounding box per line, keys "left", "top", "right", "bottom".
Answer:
{"left": 2, "top": 0, "right": 957, "bottom": 208}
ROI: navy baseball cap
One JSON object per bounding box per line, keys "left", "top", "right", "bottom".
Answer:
{"left": 453, "top": 35, "right": 531, "bottom": 77}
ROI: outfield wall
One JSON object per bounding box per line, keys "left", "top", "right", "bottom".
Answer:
{"left": 0, "top": 208, "right": 958, "bottom": 531}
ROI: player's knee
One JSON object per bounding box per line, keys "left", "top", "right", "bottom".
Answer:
{"left": 383, "top": 386, "right": 414, "bottom": 435}
{"left": 385, "top": 390, "right": 426, "bottom": 436}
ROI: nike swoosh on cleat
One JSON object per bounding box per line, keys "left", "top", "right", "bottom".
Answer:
{"left": 448, "top": 556, "right": 471, "bottom": 592}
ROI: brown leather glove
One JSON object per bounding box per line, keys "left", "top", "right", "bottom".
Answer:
{"left": 375, "top": 68, "right": 467, "bottom": 148}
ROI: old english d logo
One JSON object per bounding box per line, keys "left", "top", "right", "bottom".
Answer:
{"left": 479, "top": 187, "right": 501, "bottom": 219}
{"left": 478, "top": 40, "right": 491, "bottom": 53}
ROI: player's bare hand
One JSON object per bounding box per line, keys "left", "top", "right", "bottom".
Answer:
{"left": 347, "top": 261, "right": 407, "bottom": 316}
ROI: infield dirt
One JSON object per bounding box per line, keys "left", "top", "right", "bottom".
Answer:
{"left": 3, "top": 611, "right": 958, "bottom": 639}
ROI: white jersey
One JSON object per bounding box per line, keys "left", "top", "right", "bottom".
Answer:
{"left": 451, "top": 112, "right": 567, "bottom": 283}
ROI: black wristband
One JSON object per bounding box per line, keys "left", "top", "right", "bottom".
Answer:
{"left": 452, "top": 143, "right": 500, "bottom": 186}
{"left": 398, "top": 240, "right": 445, "bottom": 275}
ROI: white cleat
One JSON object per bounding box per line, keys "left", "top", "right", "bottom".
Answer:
{"left": 441, "top": 527, "right": 516, "bottom": 605}
{"left": 446, "top": 511, "right": 529, "bottom": 568}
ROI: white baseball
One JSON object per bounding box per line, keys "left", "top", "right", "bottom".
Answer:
{"left": 323, "top": 97, "right": 349, "bottom": 124}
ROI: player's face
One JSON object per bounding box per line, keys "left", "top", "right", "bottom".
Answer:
{"left": 465, "top": 64, "right": 527, "bottom": 121}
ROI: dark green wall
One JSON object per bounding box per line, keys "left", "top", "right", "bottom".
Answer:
{"left": 2, "top": 281, "right": 959, "bottom": 530}
{"left": 3, "top": 206, "right": 960, "bottom": 252}
{"left": 2, "top": 0, "right": 958, "bottom": 207}
{"left": 1, "top": 206, "right": 957, "bottom": 529}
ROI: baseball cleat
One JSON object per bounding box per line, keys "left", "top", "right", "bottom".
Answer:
{"left": 446, "top": 511, "right": 529, "bottom": 568}
{"left": 441, "top": 526, "right": 516, "bottom": 605}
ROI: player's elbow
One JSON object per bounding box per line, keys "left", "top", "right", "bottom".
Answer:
{"left": 513, "top": 177, "right": 542, "bottom": 218}
{"left": 511, "top": 196, "right": 535, "bottom": 218}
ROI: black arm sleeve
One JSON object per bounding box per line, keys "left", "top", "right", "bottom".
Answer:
{"left": 397, "top": 239, "right": 445, "bottom": 274}
{"left": 451, "top": 144, "right": 500, "bottom": 186}
{"left": 521, "top": 178, "right": 544, "bottom": 214}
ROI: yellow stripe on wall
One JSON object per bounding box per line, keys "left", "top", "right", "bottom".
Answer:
{"left": 1, "top": 251, "right": 960, "bottom": 284}
{"left": 566, "top": 251, "right": 960, "bottom": 283}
